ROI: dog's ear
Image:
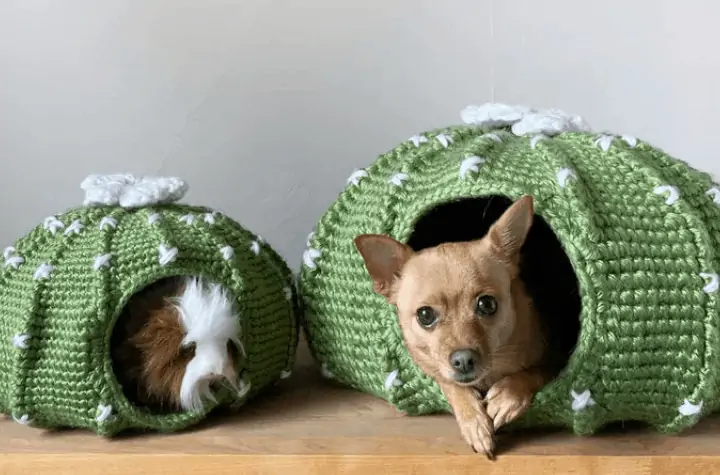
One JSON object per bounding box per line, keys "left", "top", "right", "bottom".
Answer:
{"left": 488, "top": 195, "right": 534, "bottom": 259}
{"left": 354, "top": 234, "right": 413, "bottom": 301}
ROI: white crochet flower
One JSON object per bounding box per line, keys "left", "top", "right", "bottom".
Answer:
{"left": 81, "top": 174, "right": 188, "bottom": 208}
{"left": 461, "top": 103, "right": 532, "bottom": 129}
{"left": 461, "top": 103, "right": 592, "bottom": 137}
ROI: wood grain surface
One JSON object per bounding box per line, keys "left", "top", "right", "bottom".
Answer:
{"left": 2, "top": 340, "right": 719, "bottom": 474}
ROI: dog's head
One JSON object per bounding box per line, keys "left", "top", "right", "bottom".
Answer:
{"left": 354, "top": 196, "right": 535, "bottom": 387}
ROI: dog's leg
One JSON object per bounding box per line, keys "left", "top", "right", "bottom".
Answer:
{"left": 439, "top": 381, "right": 496, "bottom": 459}
{"left": 486, "top": 368, "right": 547, "bottom": 430}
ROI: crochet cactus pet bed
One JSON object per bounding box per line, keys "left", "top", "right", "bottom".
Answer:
{"left": 299, "top": 103, "right": 720, "bottom": 435}
{"left": 0, "top": 174, "right": 298, "bottom": 436}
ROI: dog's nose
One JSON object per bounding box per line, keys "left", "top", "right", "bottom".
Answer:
{"left": 449, "top": 349, "right": 480, "bottom": 374}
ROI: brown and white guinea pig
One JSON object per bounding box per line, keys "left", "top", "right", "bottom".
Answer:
{"left": 111, "top": 276, "right": 243, "bottom": 414}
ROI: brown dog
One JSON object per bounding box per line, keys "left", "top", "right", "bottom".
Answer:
{"left": 354, "top": 195, "right": 549, "bottom": 458}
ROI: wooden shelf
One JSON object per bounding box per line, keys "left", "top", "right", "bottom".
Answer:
{"left": 3, "top": 341, "right": 720, "bottom": 474}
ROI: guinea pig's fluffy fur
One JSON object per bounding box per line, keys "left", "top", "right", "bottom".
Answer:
{"left": 111, "top": 276, "right": 242, "bottom": 413}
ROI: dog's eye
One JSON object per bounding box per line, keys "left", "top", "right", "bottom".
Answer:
{"left": 475, "top": 295, "right": 497, "bottom": 317}
{"left": 416, "top": 306, "right": 438, "bottom": 328}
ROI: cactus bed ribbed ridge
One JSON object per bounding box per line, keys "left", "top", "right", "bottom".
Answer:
{"left": 0, "top": 176, "right": 298, "bottom": 436}
{"left": 299, "top": 103, "right": 720, "bottom": 434}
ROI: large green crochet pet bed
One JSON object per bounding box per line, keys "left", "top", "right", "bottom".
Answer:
{"left": 0, "top": 174, "right": 298, "bottom": 436}
{"left": 299, "top": 103, "right": 720, "bottom": 435}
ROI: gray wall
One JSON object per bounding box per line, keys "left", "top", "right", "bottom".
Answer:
{"left": 1, "top": 0, "right": 718, "bottom": 268}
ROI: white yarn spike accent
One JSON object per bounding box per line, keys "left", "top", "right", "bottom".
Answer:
{"left": 3, "top": 246, "right": 16, "bottom": 260}
{"left": 95, "top": 404, "right": 113, "bottom": 423}
{"left": 43, "top": 216, "right": 65, "bottom": 235}
{"left": 98, "top": 216, "right": 118, "bottom": 230}
{"left": 249, "top": 241, "right": 261, "bottom": 255}
{"left": 530, "top": 134, "right": 547, "bottom": 149}
{"left": 158, "top": 244, "right": 178, "bottom": 266}
{"left": 93, "top": 253, "right": 112, "bottom": 271}
{"left": 594, "top": 134, "right": 615, "bottom": 152}
{"left": 389, "top": 172, "right": 409, "bottom": 187}
{"left": 4, "top": 245, "right": 24, "bottom": 269}
{"left": 678, "top": 399, "right": 703, "bottom": 416}
{"left": 306, "top": 232, "right": 315, "bottom": 248}
{"left": 179, "top": 214, "right": 196, "bottom": 225}
{"left": 177, "top": 277, "right": 242, "bottom": 413}
{"left": 63, "top": 219, "right": 84, "bottom": 236}
{"left": 148, "top": 213, "right": 161, "bottom": 225}
{"left": 280, "top": 370, "right": 292, "bottom": 379}
{"left": 220, "top": 245, "right": 234, "bottom": 261}
{"left": 700, "top": 273, "right": 719, "bottom": 293}
{"left": 320, "top": 363, "right": 334, "bottom": 379}
{"left": 435, "top": 133, "right": 453, "bottom": 148}
{"left": 653, "top": 185, "right": 680, "bottom": 205}
{"left": 12, "top": 333, "right": 30, "bottom": 349}
{"left": 303, "top": 248, "right": 321, "bottom": 269}
{"left": 571, "top": 389, "right": 595, "bottom": 412}
{"left": 4, "top": 256, "right": 24, "bottom": 269}
{"left": 235, "top": 379, "right": 251, "bottom": 399}
{"left": 622, "top": 135, "right": 638, "bottom": 148}
{"left": 459, "top": 156, "right": 485, "bottom": 180}
{"left": 384, "top": 369, "right": 403, "bottom": 390}
{"left": 283, "top": 286, "right": 293, "bottom": 300}
{"left": 33, "top": 263, "right": 55, "bottom": 280}
{"left": 408, "top": 135, "right": 429, "bottom": 147}
{"left": 203, "top": 213, "right": 216, "bottom": 224}
{"left": 347, "top": 169, "right": 369, "bottom": 186}
{"left": 13, "top": 414, "right": 30, "bottom": 425}
{"left": 706, "top": 187, "right": 720, "bottom": 205}
{"left": 556, "top": 168, "right": 577, "bottom": 188}
{"left": 480, "top": 133, "right": 503, "bottom": 143}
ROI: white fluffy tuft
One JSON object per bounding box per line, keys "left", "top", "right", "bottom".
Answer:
{"left": 461, "top": 103, "right": 592, "bottom": 137}
{"left": 81, "top": 173, "right": 188, "bottom": 208}
{"left": 176, "top": 277, "right": 242, "bottom": 413}
{"left": 461, "top": 103, "right": 531, "bottom": 129}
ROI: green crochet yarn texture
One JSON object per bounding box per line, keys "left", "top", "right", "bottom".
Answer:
{"left": 0, "top": 201, "right": 298, "bottom": 436}
{"left": 299, "top": 118, "right": 720, "bottom": 435}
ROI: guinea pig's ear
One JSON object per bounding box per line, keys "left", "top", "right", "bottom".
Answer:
{"left": 354, "top": 234, "right": 413, "bottom": 303}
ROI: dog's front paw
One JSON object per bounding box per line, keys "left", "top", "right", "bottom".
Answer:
{"left": 457, "top": 410, "right": 496, "bottom": 459}
{"left": 486, "top": 375, "right": 534, "bottom": 430}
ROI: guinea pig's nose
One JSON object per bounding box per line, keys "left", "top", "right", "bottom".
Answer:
{"left": 449, "top": 349, "right": 480, "bottom": 375}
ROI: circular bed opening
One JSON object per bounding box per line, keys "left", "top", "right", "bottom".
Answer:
{"left": 405, "top": 195, "right": 581, "bottom": 383}
{"left": 110, "top": 276, "right": 242, "bottom": 416}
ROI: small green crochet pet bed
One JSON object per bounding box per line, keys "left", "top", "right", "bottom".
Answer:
{"left": 299, "top": 103, "right": 720, "bottom": 435}
{"left": 0, "top": 174, "right": 298, "bottom": 436}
